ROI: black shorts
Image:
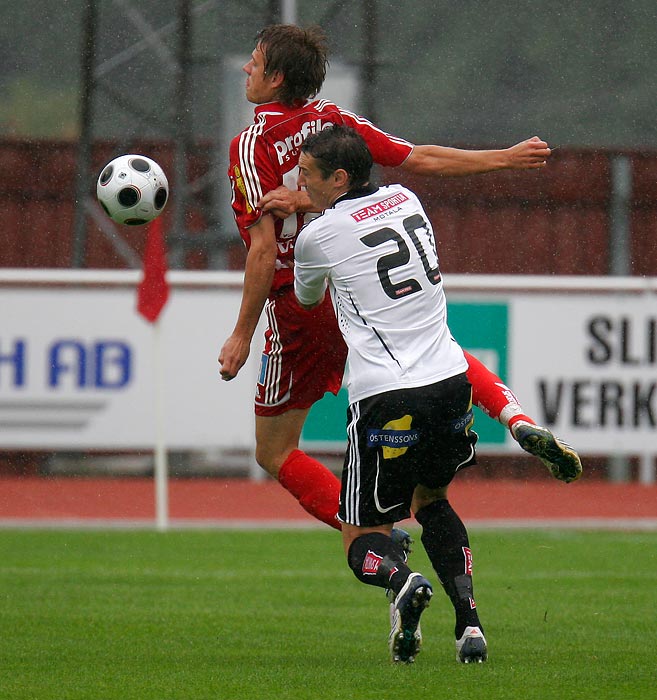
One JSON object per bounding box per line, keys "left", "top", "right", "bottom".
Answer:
{"left": 339, "top": 373, "right": 478, "bottom": 527}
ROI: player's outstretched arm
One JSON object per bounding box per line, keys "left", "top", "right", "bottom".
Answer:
{"left": 402, "top": 136, "right": 552, "bottom": 177}
{"left": 258, "top": 186, "right": 320, "bottom": 219}
{"left": 218, "top": 216, "right": 277, "bottom": 381}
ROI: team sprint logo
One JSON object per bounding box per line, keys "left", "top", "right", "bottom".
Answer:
{"left": 351, "top": 192, "right": 409, "bottom": 222}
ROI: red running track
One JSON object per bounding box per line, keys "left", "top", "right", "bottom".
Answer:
{"left": 1, "top": 476, "right": 656, "bottom": 529}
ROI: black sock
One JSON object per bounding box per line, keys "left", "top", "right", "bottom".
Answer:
{"left": 347, "top": 532, "right": 413, "bottom": 595}
{"left": 415, "top": 499, "right": 482, "bottom": 638}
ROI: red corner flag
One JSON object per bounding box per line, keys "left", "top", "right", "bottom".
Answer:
{"left": 137, "top": 217, "right": 170, "bottom": 323}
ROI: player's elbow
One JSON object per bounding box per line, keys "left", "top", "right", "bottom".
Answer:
{"left": 402, "top": 147, "right": 445, "bottom": 176}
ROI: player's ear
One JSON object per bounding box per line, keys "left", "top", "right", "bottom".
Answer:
{"left": 334, "top": 169, "right": 349, "bottom": 187}
{"left": 268, "top": 69, "right": 285, "bottom": 89}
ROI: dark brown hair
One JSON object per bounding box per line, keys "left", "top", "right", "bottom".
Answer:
{"left": 256, "top": 24, "right": 329, "bottom": 106}
{"left": 301, "top": 125, "right": 373, "bottom": 189}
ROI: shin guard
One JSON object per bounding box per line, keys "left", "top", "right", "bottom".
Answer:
{"left": 347, "top": 532, "right": 412, "bottom": 595}
{"left": 415, "top": 499, "right": 482, "bottom": 637}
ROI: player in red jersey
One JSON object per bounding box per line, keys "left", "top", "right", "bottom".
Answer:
{"left": 218, "top": 25, "right": 581, "bottom": 530}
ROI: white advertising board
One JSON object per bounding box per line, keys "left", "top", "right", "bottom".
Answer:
{"left": 0, "top": 272, "right": 259, "bottom": 450}
{"left": 1, "top": 272, "right": 655, "bottom": 464}
{"left": 510, "top": 293, "right": 656, "bottom": 453}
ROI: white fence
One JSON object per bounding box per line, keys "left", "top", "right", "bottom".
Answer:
{"left": 1, "top": 270, "right": 655, "bottom": 482}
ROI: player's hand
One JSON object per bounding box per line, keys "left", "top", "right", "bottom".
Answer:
{"left": 259, "top": 187, "right": 320, "bottom": 218}
{"left": 258, "top": 186, "right": 299, "bottom": 219}
{"left": 505, "top": 136, "right": 552, "bottom": 169}
{"left": 218, "top": 335, "right": 250, "bottom": 381}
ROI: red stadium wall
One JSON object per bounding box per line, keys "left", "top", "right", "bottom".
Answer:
{"left": 385, "top": 149, "right": 657, "bottom": 277}
{"left": 0, "top": 139, "right": 656, "bottom": 274}
{"left": 0, "top": 140, "right": 219, "bottom": 270}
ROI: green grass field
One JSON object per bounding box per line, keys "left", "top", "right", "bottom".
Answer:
{"left": 1, "top": 528, "right": 655, "bottom": 700}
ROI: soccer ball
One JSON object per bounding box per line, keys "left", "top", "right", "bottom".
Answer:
{"left": 96, "top": 154, "right": 169, "bottom": 226}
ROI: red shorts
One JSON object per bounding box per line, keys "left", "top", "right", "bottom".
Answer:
{"left": 254, "top": 286, "right": 348, "bottom": 417}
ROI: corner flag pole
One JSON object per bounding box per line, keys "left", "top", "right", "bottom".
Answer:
{"left": 136, "top": 217, "right": 170, "bottom": 531}
{"left": 152, "top": 320, "right": 169, "bottom": 530}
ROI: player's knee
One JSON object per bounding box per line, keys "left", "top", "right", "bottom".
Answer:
{"left": 412, "top": 485, "right": 449, "bottom": 513}
{"left": 254, "top": 445, "right": 282, "bottom": 477}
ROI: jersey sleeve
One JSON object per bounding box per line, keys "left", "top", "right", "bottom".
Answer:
{"left": 294, "top": 223, "right": 329, "bottom": 307}
{"left": 228, "top": 127, "right": 281, "bottom": 231}
{"left": 337, "top": 107, "right": 414, "bottom": 167}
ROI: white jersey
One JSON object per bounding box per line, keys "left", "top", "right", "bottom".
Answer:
{"left": 294, "top": 184, "right": 467, "bottom": 403}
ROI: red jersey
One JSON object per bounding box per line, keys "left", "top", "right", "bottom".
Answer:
{"left": 228, "top": 99, "right": 414, "bottom": 292}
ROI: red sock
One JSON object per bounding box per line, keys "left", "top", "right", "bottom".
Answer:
{"left": 506, "top": 413, "right": 536, "bottom": 432}
{"left": 464, "top": 351, "right": 535, "bottom": 429}
{"left": 278, "top": 449, "right": 342, "bottom": 531}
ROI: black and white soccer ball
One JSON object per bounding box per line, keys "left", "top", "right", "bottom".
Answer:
{"left": 96, "top": 154, "right": 169, "bottom": 226}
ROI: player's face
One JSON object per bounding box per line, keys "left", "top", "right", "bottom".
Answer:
{"left": 243, "top": 45, "right": 279, "bottom": 104}
{"left": 298, "top": 152, "right": 342, "bottom": 211}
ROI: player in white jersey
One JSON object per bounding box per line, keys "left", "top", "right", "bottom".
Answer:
{"left": 294, "top": 125, "right": 488, "bottom": 664}
{"left": 295, "top": 181, "right": 467, "bottom": 403}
